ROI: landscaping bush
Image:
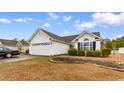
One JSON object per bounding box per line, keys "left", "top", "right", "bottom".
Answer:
{"left": 78, "top": 50, "right": 85, "bottom": 56}
{"left": 68, "top": 48, "right": 77, "bottom": 56}
{"left": 25, "top": 49, "right": 29, "bottom": 55}
{"left": 94, "top": 50, "right": 102, "bottom": 57}
{"left": 85, "top": 50, "right": 94, "bottom": 57}
{"left": 102, "top": 48, "right": 111, "bottom": 57}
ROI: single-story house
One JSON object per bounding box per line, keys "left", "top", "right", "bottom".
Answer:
{"left": 29, "top": 28, "right": 102, "bottom": 56}
{"left": 17, "top": 40, "right": 29, "bottom": 52}
{"left": 0, "top": 39, "right": 29, "bottom": 52}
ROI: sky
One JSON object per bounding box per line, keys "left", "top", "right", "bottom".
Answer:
{"left": 0, "top": 12, "right": 124, "bottom": 40}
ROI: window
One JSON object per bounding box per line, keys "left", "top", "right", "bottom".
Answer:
{"left": 78, "top": 38, "right": 94, "bottom": 50}
{"left": 84, "top": 38, "right": 89, "bottom": 41}
{"left": 0, "top": 47, "right": 4, "bottom": 51}
{"left": 32, "top": 42, "right": 52, "bottom": 46}
{"left": 4, "top": 47, "right": 11, "bottom": 51}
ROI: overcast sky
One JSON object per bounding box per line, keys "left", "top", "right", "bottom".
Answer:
{"left": 0, "top": 12, "right": 124, "bottom": 40}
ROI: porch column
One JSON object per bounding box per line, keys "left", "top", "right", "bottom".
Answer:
{"left": 96, "top": 40, "right": 101, "bottom": 50}
{"left": 73, "top": 42, "right": 78, "bottom": 49}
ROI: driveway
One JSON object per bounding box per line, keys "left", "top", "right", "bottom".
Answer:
{"left": 0, "top": 55, "right": 37, "bottom": 63}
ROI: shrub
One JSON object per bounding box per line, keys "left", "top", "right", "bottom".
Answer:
{"left": 102, "top": 48, "right": 111, "bottom": 57}
{"left": 68, "top": 48, "right": 77, "bottom": 56}
{"left": 78, "top": 50, "right": 85, "bottom": 56}
{"left": 94, "top": 50, "right": 102, "bottom": 57}
{"left": 85, "top": 50, "right": 93, "bottom": 57}
{"left": 25, "top": 49, "right": 29, "bottom": 55}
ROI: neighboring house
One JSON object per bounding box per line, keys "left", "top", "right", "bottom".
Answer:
{"left": 0, "top": 39, "right": 29, "bottom": 52}
{"left": 17, "top": 40, "right": 29, "bottom": 52}
{"left": 29, "top": 28, "right": 102, "bottom": 56}
{"left": 118, "top": 47, "right": 124, "bottom": 54}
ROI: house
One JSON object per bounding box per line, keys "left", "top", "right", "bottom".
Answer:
{"left": 118, "top": 47, "right": 124, "bottom": 54}
{"left": 17, "top": 40, "right": 29, "bottom": 52}
{"left": 29, "top": 28, "right": 102, "bottom": 56}
{"left": 0, "top": 39, "right": 29, "bottom": 52}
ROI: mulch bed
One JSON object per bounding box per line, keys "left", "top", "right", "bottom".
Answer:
{"left": 52, "top": 56, "right": 124, "bottom": 69}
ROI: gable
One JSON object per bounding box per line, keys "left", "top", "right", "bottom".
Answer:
{"left": 30, "top": 30, "right": 51, "bottom": 43}
{"left": 20, "top": 41, "right": 29, "bottom": 46}
{"left": 16, "top": 41, "right": 23, "bottom": 47}
{"left": 78, "top": 33, "right": 96, "bottom": 42}
{"left": 71, "top": 32, "right": 102, "bottom": 42}
{"left": 29, "top": 28, "right": 71, "bottom": 45}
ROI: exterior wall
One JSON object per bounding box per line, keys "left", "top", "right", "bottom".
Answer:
{"left": 96, "top": 40, "right": 101, "bottom": 50}
{"left": 0, "top": 42, "right": 2, "bottom": 45}
{"left": 51, "top": 41, "right": 69, "bottom": 55}
{"left": 0, "top": 42, "right": 18, "bottom": 51}
{"left": 77, "top": 33, "right": 96, "bottom": 42}
{"left": 29, "top": 30, "right": 51, "bottom": 56}
{"left": 118, "top": 47, "right": 124, "bottom": 54}
{"left": 73, "top": 42, "right": 78, "bottom": 49}
{"left": 30, "top": 30, "right": 50, "bottom": 43}
{"left": 21, "top": 46, "right": 29, "bottom": 52}
{"left": 111, "top": 50, "right": 118, "bottom": 54}
{"left": 16, "top": 42, "right": 29, "bottom": 53}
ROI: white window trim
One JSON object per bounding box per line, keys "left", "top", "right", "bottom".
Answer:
{"left": 80, "top": 41, "right": 93, "bottom": 51}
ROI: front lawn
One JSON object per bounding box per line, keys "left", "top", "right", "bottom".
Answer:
{"left": 0, "top": 57, "right": 123, "bottom": 80}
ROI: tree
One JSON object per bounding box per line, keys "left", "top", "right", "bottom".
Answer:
{"left": 13, "top": 38, "right": 18, "bottom": 41}
{"left": 104, "top": 35, "right": 124, "bottom": 50}
{"left": 104, "top": 39, "right": 112, "bottom": 50}
{"left": 21, "top": 39, "right": 25, "bottom": 41}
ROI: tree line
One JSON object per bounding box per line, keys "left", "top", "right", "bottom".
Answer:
{"left": 104, "top": 36, "right": 124, "bottom": 50}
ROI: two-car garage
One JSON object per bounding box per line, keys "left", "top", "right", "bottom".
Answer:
{"left": 29, "top": 29, "right": 69, "bottom": 56}
{"left": 29, "top": 42, "right": 51, "bottom": 56}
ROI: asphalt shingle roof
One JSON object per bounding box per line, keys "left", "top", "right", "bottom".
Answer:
{"left": 20, "top": 40, "right": 29, "bottom": 46}
{"left": 36, "top": 28, "right": 101, "bottom": 43}
{"left": 0, "top": 39, "right": 18, "bottom": 46}
{"left": 41, "top": 29, "right": 65, "bottom": 42}
{"left": 61, "top": 35, "right": 79, "bottom": 42}
{"left": 0, "top": 39, "right": 29, "bottom": 46}
{"left": 61, "top": 32, "right": 100, "bottom": 42}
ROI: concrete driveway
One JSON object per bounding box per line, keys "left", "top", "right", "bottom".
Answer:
{"left": 0, "top": 55, "right": 37, "bottom": 63}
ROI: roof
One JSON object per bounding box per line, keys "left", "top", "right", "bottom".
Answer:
{"left": 62, "top": 35, "right": 79, "bottom": 42}
{"left": 29, "top": 28, "right": 101, "bottom": 43}
{"left": 0, "top": 39, "right": 18, "bottom": 46}
{"left": 41, "top": 29, "right": 65, "bottom": 42}
{"left": 0, "top": 39, "right": 29, "bottom": 46}
{"left": 92, "top": 32, "right": 100, "bottom": 37}
{"left": 20, "top": 40, "right": 29, "bottom": 46}
{"left": 41, "top": 29, "right": 101, "bottom": 42}
{"left": 61, "top": 32, "right": 100, "bottom": 42}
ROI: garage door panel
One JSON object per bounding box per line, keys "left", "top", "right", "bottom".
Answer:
{"left": 30, "top": 45, "right": 50, "bottom": 56}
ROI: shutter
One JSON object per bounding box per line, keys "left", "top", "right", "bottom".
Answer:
{"left": 93, "top": 41, "right": 96, "bottom": 51}
{"left": 78, "top": 42, "right": 80, "bottom": 51}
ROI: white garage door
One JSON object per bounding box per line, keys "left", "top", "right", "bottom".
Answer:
{"left": 30, "top": 42, "right": 51, "bottom": 56}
